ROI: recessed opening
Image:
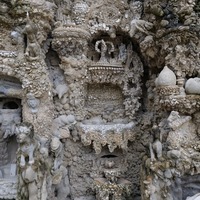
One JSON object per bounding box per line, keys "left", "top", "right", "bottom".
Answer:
{"left": 3, "top": 101, "right": 19, "bottom": 109}
{"left": 101, "top": 155, "right": 118, "bottom": 158}
{"left": 0, "top": 97, "right": 21, "bottom": 180}
{"left": 88, "top": 34, "right": 132, "bottom": 63}
{"left": 54, "top": 190, "right": 58, "bottom": 197}
{"left": 24, "top": 35, "right": 27, "bottom": 52}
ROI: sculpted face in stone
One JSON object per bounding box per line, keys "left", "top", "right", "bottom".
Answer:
{"left": 27, "top": 93, "right": 40, "bottom": 113}
{"left": 10, "top": 31, "right": 20, "bottom": 45}
{"left": 16, "top": 126, "right": 31, "bottom": 143}
{"left": 28, "top": 98, "right": 38, "bottom": 108}
{"left": 17, "top": 131, "right": 28, "bottom": 143}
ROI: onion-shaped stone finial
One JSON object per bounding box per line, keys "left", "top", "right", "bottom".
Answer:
{"left": 155, "top": 66, "right": 176, "bottom": 87}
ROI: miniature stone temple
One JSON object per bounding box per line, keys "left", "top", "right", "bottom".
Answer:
{"left": 0, "top": 0, "right": 199, "bottom": 199}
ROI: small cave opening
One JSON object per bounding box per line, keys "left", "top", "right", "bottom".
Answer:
{"left": 54, "top": 190, "right": 58, "bottom": 197}
{"left": 101, "top": 155, "right": 118, "bottom": 158}
{"left": 0, "top": 98, "right": 21, "bottom": 110}
{"left": 0, "top": 199, "right": 15, "bottom": 200}
{"left": 2, "top": 101, "right": 19, "bottom": 109}
{"left": 24, "top": 35, "right": 27, "bottom": 53}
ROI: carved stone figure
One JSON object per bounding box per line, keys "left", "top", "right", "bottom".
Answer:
{"left": 149, "top": 139, "right": 162, "bottom": 161}
{"left": 50, "top": 136, "right": 71, "bottom": 200}
{"left": 16, "top": 123, "right": 50, "bottom": 200}
{"left": 16, "top": 123, "right": 38, "bottom": 200}
{"left": 10, "top": 31, "right": 22, "bottom": 45}
{"left": 16, "top": 123, "right": 36, "bottom": 166}
{"left": 23, "top": 13, "right": 43, "bottom": 61}
{"left": 129, "top": 1, "right": 153, "bottom": 37}
{"left": 0, "top": 0, "right": 200, "bottom": 199}
{"left": 95, "top": 39, "right": 114, "bottom": 63}
{"left": 27, "top": 93, "right": 40, "bottom": 114}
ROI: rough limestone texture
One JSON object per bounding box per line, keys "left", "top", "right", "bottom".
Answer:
{"left": 0, "top": 0, "right": 200, "bottom": 199}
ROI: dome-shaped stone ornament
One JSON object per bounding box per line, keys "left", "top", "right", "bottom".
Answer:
{"left": 155, "top": 66, "right": 179, "bottom": 96}
{"left": 155, "top": 66, "right": 176, "bottom": 87}
{"left": 186, "top": 193, "right": 200, "bottom": 200}
{"left": 185, "top": 78, "right": 200, "bottom": 95}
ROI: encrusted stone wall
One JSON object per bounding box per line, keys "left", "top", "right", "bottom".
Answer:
{"left": 0, "top": 0, "right": 199, "bottom": 200}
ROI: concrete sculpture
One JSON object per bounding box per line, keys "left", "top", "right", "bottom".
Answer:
{"left": 0, "top": 0, "right": 199, "bottom": 199}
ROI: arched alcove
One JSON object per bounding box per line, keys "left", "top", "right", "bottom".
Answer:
{"left": 0, "top": 76, "right": 22, "bottom": 199}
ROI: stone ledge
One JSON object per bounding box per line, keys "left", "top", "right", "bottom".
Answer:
{"left": 79, "top": 122, "right": 135, "bottom": 153}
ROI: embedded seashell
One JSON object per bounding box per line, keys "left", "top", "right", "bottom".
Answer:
{"left": 155, "top": 66, "right": 176, "bottom": 87}
{"left": 185, "top": 78, "right": 200, "bottom": 95}
{"left": 50, "top": 137, "right": 61, "bottom": 151}
{"left": 59, "top": 127, "right": 70, "bottom": 139}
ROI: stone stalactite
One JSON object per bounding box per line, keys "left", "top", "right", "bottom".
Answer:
{"left": 0, "top": 0, "right": 199, "bottom": 199}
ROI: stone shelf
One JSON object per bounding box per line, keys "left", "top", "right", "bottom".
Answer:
{"left": 79, "top": 122, "right": 135, "bottom": 154}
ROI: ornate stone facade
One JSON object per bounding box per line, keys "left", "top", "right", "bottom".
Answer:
{"left": 0, "top": 0, "right": 200, "bottom": 199}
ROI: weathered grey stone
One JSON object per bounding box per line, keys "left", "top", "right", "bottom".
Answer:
{"left": 185, "top": 78, "right": 200, "bottom": 94}
{"left": 0, "top": 0, "right": 199, "bottom": 199}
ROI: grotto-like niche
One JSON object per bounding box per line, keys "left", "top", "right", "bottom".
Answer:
{"left": 0, "top": 98, "right": 21, "bottom": 173}
{"left": 45, "top": 49, "right": 69, "bottom": 117}
{"left": 78, "top": 33, "right": 144, "bottom": 154}
{"left": 0, "top": 76, "right": 22, "bottom": 199}
{"left": 51, "top": 24, "right": 147, "bottom": 198}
